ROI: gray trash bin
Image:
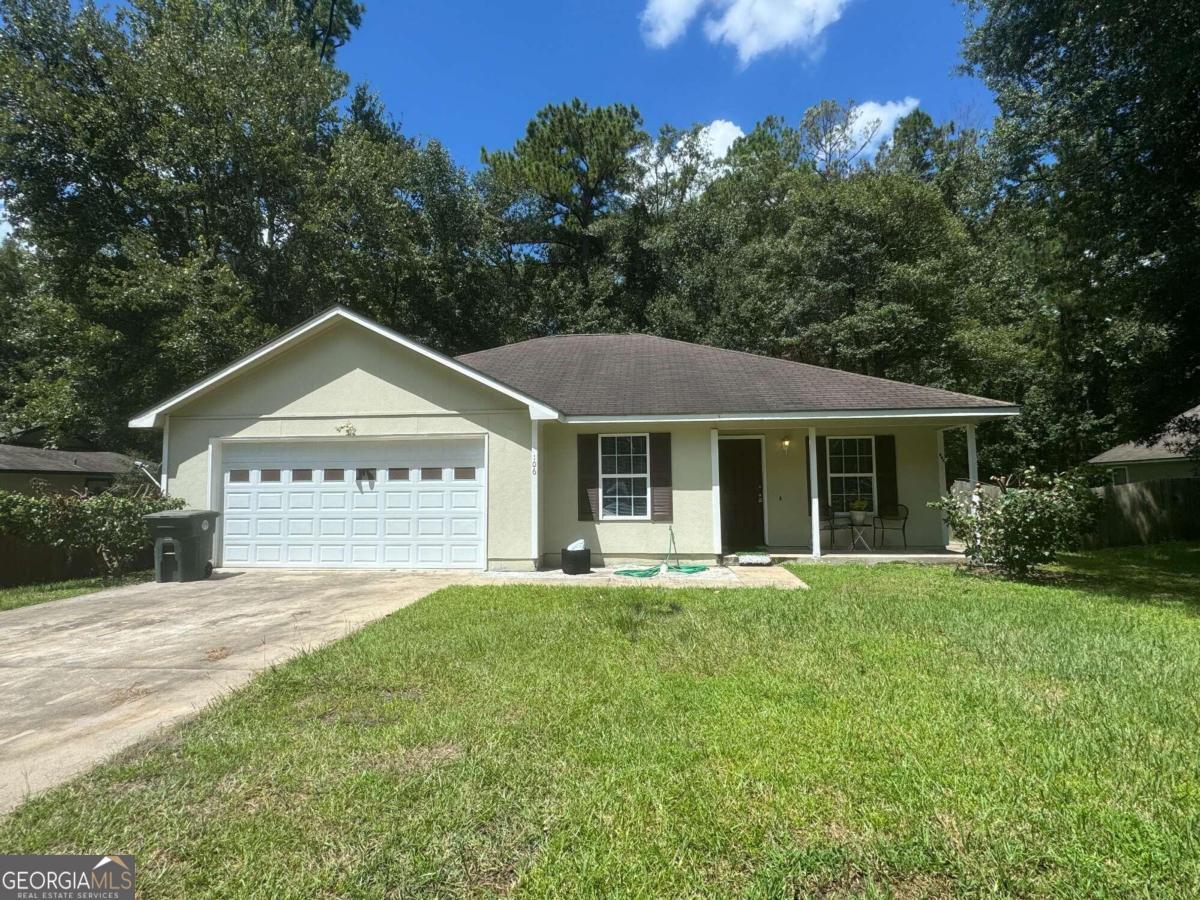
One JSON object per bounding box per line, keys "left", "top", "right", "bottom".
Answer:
{"left": 144, "top": 510, "right": 219, "bottom": 582}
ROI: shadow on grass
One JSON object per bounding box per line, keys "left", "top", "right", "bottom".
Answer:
{"left": 1050, "top": 541, "right": 1200, "bottom": 610}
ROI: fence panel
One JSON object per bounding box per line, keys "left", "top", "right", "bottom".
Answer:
{"left": 1088, "top": 477, "right": 1200, "bottom": 548}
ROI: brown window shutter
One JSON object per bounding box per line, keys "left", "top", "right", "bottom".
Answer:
{"left": 577, "top": 434, "right": 598, "bottom": 521}
{"left": 805, "top": 436, "right": 829, "bottom": 511}
{"left": 875, "top": 435, "right": 898, "bottom": 513}
{"left": 649, "top": 432, "right": 673, "bottom": 522}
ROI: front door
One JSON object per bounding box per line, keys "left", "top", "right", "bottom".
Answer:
{"left": 719, "top": 438, "right": 765, "bottom": 550}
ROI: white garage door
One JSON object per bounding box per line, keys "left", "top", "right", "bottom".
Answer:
{"left": 220, "top": 439, "right": 485, "bottom": 569}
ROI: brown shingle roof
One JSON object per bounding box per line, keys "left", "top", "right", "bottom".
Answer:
{"left": 0, "top": 444, "right": 131, "bottom": 475}
{"left": 457, "top": 334, "right": 1016, "bottom": 417}
{"left": 1089, "top": 403, "right": 1200, "bottom": 464}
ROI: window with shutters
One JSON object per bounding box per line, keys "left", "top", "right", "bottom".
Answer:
{"left": 826, "top": 436, "right": 876, "bottom": 513}
{"left": 599, "top": 434, "right": 649, "bottom": 519}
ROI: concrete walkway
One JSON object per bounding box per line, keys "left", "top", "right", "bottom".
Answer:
{"left": 0, "top": 570, "right": 461, "bottom": 814}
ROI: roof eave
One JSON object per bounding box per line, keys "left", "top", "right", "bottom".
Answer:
{"left": 557, "top": 406, "right": 1021, "bottom": 425}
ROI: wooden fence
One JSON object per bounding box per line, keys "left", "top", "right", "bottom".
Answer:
{"left": 1087, "top": 477, "right": 1200, "bottom": 548}
{"left": 0, "top": 537, "right": 155, "bottom": 588}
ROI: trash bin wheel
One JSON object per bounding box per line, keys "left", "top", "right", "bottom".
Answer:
{"left": 204, "top": 561, "right": 214, "bottom": 579}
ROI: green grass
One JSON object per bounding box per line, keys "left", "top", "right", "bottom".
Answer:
{"left": 0, "top": 571, "right": 151, "bottom": 612}
{"left": 3, "top": 547, "right": 1200, "bottom": 896}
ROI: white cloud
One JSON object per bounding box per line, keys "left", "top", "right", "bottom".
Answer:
{"left": 850, "top": 96, "right": 919, "bottom": 159}
{"left": 641, "top": 0, "right": 853, "bottom": 65}
{"left": 641, "top": 0, "right": 707, "bottom": 48}
{"left": 698, "top": 118, "right": 745, "bottom": 160}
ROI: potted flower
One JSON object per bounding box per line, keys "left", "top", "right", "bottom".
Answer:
{"left": 848, "top": 498, "right": 870, "bottom": 525}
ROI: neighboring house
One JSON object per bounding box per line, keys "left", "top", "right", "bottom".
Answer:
{"left": 1088, "top": 404, "right": 1200, "bottom": 484}
{"left": 130, "top": 307, "right": 1019, "bottom": 570}
{"left": 0, "top": 444, "right": 132, "bottom": 495}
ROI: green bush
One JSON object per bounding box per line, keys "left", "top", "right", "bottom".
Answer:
{"left": 0, "top": 488, "right": 183, "bottom": 576}
{"left": 929, "top": 468, "right": 1101, "bottom": 577}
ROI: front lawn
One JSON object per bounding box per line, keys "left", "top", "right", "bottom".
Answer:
{"left": 3, "top": 547, "right": 1199, "bottom": 896}
{"left": 0, "top": 571, "right": 151, "bottom": 613}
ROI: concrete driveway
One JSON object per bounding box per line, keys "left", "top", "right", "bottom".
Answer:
{"left": 0, "top": 570, "right": 465, "bottom": 814}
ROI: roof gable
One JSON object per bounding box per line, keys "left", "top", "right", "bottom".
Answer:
{"left": 129, "top": 307, "right": 558, "bottom": 428}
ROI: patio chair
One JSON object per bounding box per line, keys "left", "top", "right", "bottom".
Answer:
{"left": 819, "top": 504, "right": 852, "bottom": 550}
{"left": 872, "top": 504, "right": 909, "bottom": 548}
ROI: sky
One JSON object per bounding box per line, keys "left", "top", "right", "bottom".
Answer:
{"left": 338, "top": 0, "right": 995, "bottom": 171}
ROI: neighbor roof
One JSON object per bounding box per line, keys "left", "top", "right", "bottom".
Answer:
{"left": 458, "top": 334, "right": 1018, "bottom": 419}
{"left": 0, "top": 444, "right": 131, "bottom": 475}
{"left": 1089, "top": 403, "right": 1200, "bottom": 465}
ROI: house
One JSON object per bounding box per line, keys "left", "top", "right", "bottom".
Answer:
{"left": 129, "top": 307, "right": 1019, "bottom": 570}
{"left": 0, "top": 444, "right": 132, "bottom": 495}
{"left": 1088, "top": 404, "right": 1199, "bottom": 484}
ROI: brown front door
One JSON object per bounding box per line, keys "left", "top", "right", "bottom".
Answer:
{"left": 719, "top": 438, "right": 765, "bottom": 550}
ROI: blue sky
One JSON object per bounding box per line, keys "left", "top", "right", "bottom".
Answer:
{"left": 339, "top": 0, "right": 995, "bottom": 170}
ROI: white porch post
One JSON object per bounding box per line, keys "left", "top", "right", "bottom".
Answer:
{"left": 710, "top": 428, "right": 722, "bottom": 558}
{"left": 936, "top": 427, "right": 949, "bottom": 546}
{"left": 530, "top": 420, "right": 540, "bottom": 567}
{"left": 966, "top": 424, "right": 979, "bottom": 487}
{"left": 808, "top": 427, "right": 821, "bottom": 559}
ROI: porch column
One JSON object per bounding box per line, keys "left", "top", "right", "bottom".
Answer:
{"left": 808, "top": 427, "right": 821, "bottom": 558}
{"left": 710, "top": 428, "right": 722, "bottom": 557}
{"left": 966, "top": 424, "right": 979, "bottom": 487}
{"left": 530, "top": 420, "right": 540, "bottom": 566}
{"left": 936, "top": 427, "right": 950, "bottom": 546}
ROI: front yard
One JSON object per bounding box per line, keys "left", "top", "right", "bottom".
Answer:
{"left": 3, "top": 546, "right": 1199, "bottom": 896}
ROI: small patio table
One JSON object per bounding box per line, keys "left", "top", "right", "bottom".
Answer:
{"left": 847, "top": 519, "right": 873, "bottom": 552}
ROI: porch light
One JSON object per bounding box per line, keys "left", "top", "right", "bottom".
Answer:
{"left": 780, "top": 436, "right": 792, "bottom": 455}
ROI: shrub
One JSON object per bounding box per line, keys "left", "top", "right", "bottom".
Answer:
{"left": 0, "top": 487, "right": 184, "bottom": 576}
{"left": 929, "top": 468, "right": 1101, "bottom": 577}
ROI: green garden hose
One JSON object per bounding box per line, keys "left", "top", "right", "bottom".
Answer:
{"left": 615, "top": 526, "right": 709, "bottom": 578}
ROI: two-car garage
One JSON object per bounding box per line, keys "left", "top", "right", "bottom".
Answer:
{"left": 219, "top": 438, "right": 485, "bottom": 569}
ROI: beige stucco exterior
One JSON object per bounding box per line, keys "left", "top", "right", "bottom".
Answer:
{"left": 154, "top": 315, "right": 981, "bottom": 570}
{"left": 163, "top": 320, "right": 536, "bottom": 569}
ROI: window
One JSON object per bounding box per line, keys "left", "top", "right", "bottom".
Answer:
{"left": 453, "top": 467, "right": 476, "bottom": 480}
{"left": 260, "top": 468, "right": 281, "bottom": 483}
{"left": 356, "top": 467, "right": 376, "bottom": 481}
{"left": 229, "top": 469, "right": 250, "bottom": 483}
{"left": 1111, "top": 466, "right": 1129, "bottom": 485}
{"left": 827, "top": 437, "right": 875, "bottom": 513}
{"left": 388, "top": 467, "right": 409, "bottom": 481}
{"left": 421, "top": 467, "right": 442, "bottom": 481}
{"left": 84, "top": 477, "right": 112, "bottom": 494}
{"left": 600, "top": 434, "right": 649, "bottom": 519}
{"left": 323, "top": 468, "right": 344, "bottom": 482}
{"left": 291, "top": 468, "right": 313, "bottom": 482}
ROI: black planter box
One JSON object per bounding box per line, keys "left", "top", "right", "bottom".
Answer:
{"left": 561, "top": 548, "right": 591, "bottom": 575}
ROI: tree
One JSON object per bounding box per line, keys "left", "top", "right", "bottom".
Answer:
{"left": 963, "top": 0, "right": 1200, "bottom": 458}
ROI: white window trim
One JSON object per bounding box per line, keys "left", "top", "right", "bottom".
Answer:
{"left": 598, "top": 433, "right": 651, "bottom": 521}
{"left": 826, "top": 435, "right": 878, "bottom": 515}
{"left": 1110, "top": 466, "right": 1129, "bottom": 485}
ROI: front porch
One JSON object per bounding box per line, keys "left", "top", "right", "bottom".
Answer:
{"left": 712, "top": 421, "right": 982, "bottom": 560}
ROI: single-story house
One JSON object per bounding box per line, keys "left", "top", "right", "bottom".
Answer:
{"left": 130, "top": 307, "right": 1019, "bottom": 570}
{"left": 1088, "top": 404, "right": 1199, "bottom": 484}
{"left": 0, "top": 444, "right": 132, "bottom": 495}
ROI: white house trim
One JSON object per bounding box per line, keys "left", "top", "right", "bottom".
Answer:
{"left": 128, "top": 306, "right": 559, "bottom": 428}
{"left": 807, "top": 427, "right": 821, "bottom": 559}
{"left": 709, "top": 429, "right": 722, "bottom": 556}
{"left": 530, "top": 420, "right": 540, "bottom": 563}
{"left": 560, "top": 407, "right": 1019, "bottom": 425}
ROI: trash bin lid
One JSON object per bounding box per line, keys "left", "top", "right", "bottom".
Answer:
{"left": 143, "top": 509, "right": 219, "bottom": 519}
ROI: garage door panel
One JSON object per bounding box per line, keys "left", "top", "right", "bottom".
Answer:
{"left": 287, "top": 519, "right": 315, "bottom": 537}
{"left": 287, "top": 492, "right": 315, "bottom": 510}
{"left": 221, "top": 439, "right": 485, "bottom": 570}
{"left": 384, "top": 518, "right": 412, "bottom": 537}
{"left": 287, "top": 545, "right": 314, "bottom": 563}
{"left": 255, "top": 518, "right": 283, "bottom": 537}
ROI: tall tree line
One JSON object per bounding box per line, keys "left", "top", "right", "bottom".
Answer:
{"left": 1, "top": 0, "right": 1196, "bottom": 476}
